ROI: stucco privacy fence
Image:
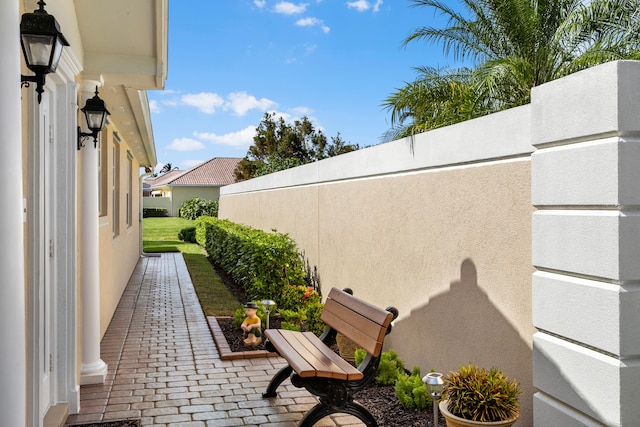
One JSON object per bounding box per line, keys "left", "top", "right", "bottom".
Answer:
{"left": 218, "top": 60, "right": 640, "bottom": 427}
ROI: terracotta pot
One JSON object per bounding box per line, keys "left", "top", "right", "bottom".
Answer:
{"left": 439, "top": 400, "right": 519, "bottom": 427}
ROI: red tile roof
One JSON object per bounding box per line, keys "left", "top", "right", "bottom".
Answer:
{"left": 145, "top": 169, "right": 187, "bottom": 187}
{"left": 146, "top": 157, "right": 241, "bottom": 188}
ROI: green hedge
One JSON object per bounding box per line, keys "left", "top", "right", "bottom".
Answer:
{"left": 143, "top": 207, "right": 168, "bottom": 217}
{"left": 195, "top": 217, "right": 307, "bottom": 301}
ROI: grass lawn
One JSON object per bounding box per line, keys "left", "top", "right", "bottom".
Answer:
{"left": 143, "top": 217, "right": 240, "bottom": 316}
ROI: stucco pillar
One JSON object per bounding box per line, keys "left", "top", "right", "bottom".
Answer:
{"left": 531, "top": 61, "right": 640, "bottom": 426}
{"left": 0, "top": 1, "right": 27, "bottom": 425}
{"left": 79, "top": 80, "right": 107, "bottom": 385}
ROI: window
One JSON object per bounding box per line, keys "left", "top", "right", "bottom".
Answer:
{"left": 112, "top": 139, "right": 120, "bottom": 237}
{"left": 98, "top": 134, "right": 108, "bottom": 216}
{"left": 126, "top": 152, "right": 133, "bottom": 228}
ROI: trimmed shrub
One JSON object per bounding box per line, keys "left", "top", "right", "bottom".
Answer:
{"left": 143, "top": 207, "right": 168, "bottom": 217}
{"left": 195, "top": 217, "right": 307, "bottom": 301}
{"left": 180, "top": 197, "right": 218, "bottom": 220}
{"left": 178, "top": 226, "right": 196, "bottom": 243}
{"left": 195, "top": 216, "right": 325, "bottom": 335}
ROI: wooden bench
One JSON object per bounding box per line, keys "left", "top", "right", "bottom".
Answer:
{"left": 262, "top": 287, "right": 399, "bottom": 427}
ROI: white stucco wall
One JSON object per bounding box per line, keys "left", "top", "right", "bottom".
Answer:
{"left": 220, "top": 105, "right": 537, "bottom": 424}
{"left": 531, "top": 61, "right": 640, "bottom": 427}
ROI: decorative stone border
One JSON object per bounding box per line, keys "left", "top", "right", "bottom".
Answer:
{"left": 206, "top": 316, "right": 279, "bottom": 361}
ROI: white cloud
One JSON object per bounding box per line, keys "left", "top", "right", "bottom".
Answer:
{"left": 296, "top": 17, "right": 330, "bottom": 33}
{"left": 225, "top": 92, "right": 277, "bottom": 116}
{"left": 347, "top": 0, "right": 382, "bottom": 12}
{"left": 194, "top": 126, "right": 257, "bottom": 149}
{"left": 290, "top": 106, "right": 313, "bottom": 116}
{"left": 254, "top": 0, "right": 267, "bottom": 7}
{"left": 168, "top": 138, "right": 206, "bottom": 151}
{"left": 178, "top": 91, "right": 276, "bottom": 117}
{"left": 274, "top": 1, "right": 308, "bottom": 15}
{"left": 181, "top": 92, "right": 224, "bottom": 114}
{"left": 149, "top": 100, "right": 160, "bottom": 114}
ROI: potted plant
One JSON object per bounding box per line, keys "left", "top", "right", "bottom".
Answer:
{"left": 439, "top": 364, "right": 521, "bottom": 427}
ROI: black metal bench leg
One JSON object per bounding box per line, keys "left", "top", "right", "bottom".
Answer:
{"left": 262, "top": 365, "right": 293, "bottom": 398}
{"left": 299, "top": 401, "right": 378, "bottom": 427}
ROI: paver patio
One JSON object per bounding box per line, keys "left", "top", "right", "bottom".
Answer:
{"left": 64, "top": 253, "right": 364, "bottom": 427}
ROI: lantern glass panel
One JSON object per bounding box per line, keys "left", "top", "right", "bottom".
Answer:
{"left": 85, "top": 110, "right": 106, "bottom": 132}
{"left": 21, "top": 33, "right": 55, "bottom": 68}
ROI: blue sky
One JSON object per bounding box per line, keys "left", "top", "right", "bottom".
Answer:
{"left": 147, "top": 0, "right": 454, "bottom": 172}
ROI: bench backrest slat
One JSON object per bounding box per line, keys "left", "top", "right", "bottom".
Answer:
{"left": 320, "top": 288, "right": 393, "bottom": 357}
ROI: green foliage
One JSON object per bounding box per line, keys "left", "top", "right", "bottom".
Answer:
{"left": 278, "top": 308, "right": 307, "bottom": 329}
{"left": 279, "top": 285, "right": 321, "bottom": 311}
{"left": 442, "top": 364, "right": 521, "bottom": 422}
{"left": 179, "top": 197, "right": 219, "bottom": 220}
{"left": 303, "top": 300, "right": 325, "bottom": 336}
{"left": 383, "top": 0, "right": 640, "bottom": 139}
{"left": 143, "top": 207, "right": 168, "bottom": 218}
{"left": 354, "top": 349, "right": 407, "bottom": 386}
{"left": 195, "top": 217, "right": 307, "bottom": 301}
{"left": 178, "top": 226, "right": 197, "bottom": 243}
{"left": 280, "top": 321, "right": 301, "bottom": 332}
{"left": 233, "top": 305, "right": 247, "bottom": 329}
{"left": 395, "top": 366, "right": 430, "bottom": 410}
{"left": 234, "top": 112, "right": 359, "bottom": 181}
{"left": 195, "top": 216, "right": 325, "bottom": 335}
{"left": 255, "top": 155, "right": 303, "bottom": 177}
{"left": 375, "top": 350, "right": 406, "bottom": 386}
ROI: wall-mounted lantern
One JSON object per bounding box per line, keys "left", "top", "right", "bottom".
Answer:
{"left": 20, "top": 1, "right": 69, "bottom": 104}
{"left": 78, "top": 87, "right": 110, "bottom": 150}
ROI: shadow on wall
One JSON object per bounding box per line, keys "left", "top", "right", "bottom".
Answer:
{"left": 389, "top": 259, "right": 533, "bottom": 425}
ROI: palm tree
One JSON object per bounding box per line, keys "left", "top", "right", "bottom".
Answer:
{"left": 159, "top": 163, "right": 178, "bottom": 174}
{"left": 382, "top": 0, "right": 640, "bottom": 140}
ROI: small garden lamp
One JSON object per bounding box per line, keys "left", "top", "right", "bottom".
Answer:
{"left": 423, "top": 372, "right": 444, "bottom": 427}
{"left": 260, "top": 300, "right": 276, "bottom": 329}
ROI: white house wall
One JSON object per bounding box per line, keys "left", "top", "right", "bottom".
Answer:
{"left": 0, "top": 1, "right": 27, "bottom": 425}
{"left": 4, "top": 1, "right": 167, "bottom": 426}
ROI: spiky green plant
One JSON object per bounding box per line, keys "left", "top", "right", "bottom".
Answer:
{"left": 442, "top": 364, "right": 521, "bottom": 422}
{"left": 395, "top": 366, "right": 431, "bottom": 410}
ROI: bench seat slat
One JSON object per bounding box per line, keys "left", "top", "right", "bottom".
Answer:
{"left": 264, "top": 329, "right": 316, "bottom": 376}
{"left": 264, "top": 329, "right": 363, "bottom": 381}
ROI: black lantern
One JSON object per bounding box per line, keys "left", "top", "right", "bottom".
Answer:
{"left": 78, "top": 87, "right": 110, "bottom": 150}
{"left": 20, "top": 1, "right": 69, "bottom": 104}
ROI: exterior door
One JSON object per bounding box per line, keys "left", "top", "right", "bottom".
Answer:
{"left": 40, "top": 90, "right": 54, "bottom": 420}
{"left": 28, "top": 88, "right": 56, "bottom": 425}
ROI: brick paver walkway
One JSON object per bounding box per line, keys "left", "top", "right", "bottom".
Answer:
{"left": 65, "top": 253, "right": 363, "bottom": 427}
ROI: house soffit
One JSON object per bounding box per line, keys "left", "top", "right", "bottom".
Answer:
{"left": 73, "top": 0, "right": 168, "bottom": 168}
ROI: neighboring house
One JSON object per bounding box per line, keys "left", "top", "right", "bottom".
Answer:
{"left": 145, "top": 157, "right": 241, "bottom": 216}
{"left": 1, "top": 1, "right": 168, "bottom": 426}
